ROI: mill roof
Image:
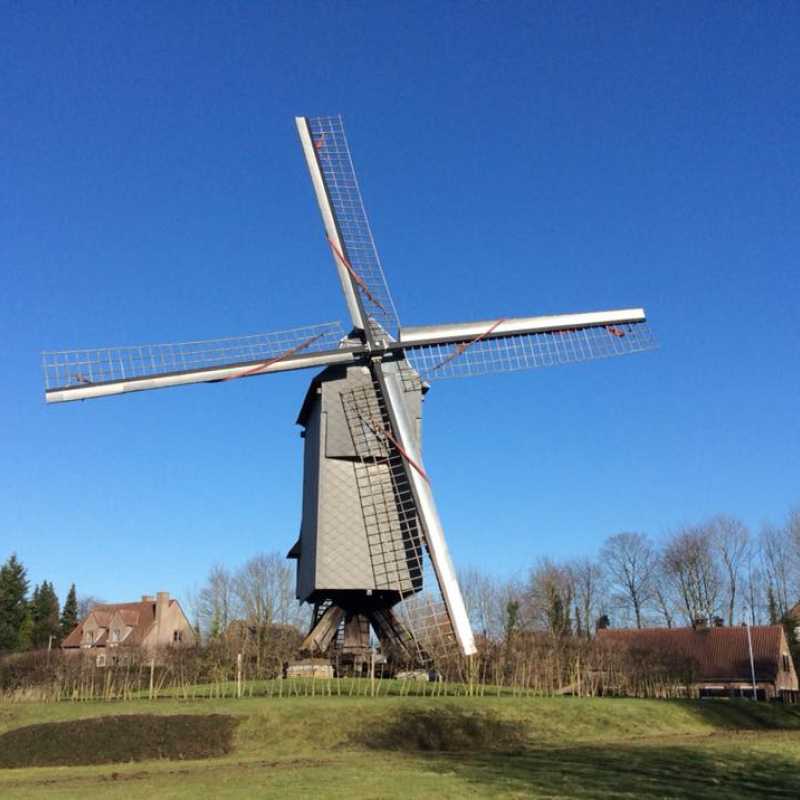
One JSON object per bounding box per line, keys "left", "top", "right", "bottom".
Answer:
{"left": 296, "top": 364, "right": 346, "bottom": 426}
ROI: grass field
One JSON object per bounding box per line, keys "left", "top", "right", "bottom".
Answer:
{"left": 2, "top": 693, "right": 800, "bottom": 799}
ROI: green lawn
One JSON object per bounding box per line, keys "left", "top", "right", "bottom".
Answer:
{"left": 2, "top": 694, "right": 800, "bottom": 798}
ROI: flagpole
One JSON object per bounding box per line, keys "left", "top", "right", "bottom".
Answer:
{"left": 746, "top": 622, "right": 758, "bottom": 700}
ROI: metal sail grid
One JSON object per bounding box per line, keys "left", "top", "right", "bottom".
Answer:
{"left": 405, "top": 320, "right": 657, "bottom": 381}
{"left": 340, "top": 379, "right": 459, "bottom": 664}
{"left": 42, "top": 321, "right": 347, "bottom": 391}
{"left": 306, "top": 115, "right": 400, "bottom": 339}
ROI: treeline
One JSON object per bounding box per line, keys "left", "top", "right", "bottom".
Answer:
{"left": 460, "top": 508, "right": 800, "bottom": 641}
{"left": 2, "top": 504, "right": 799, "bottom": 700}
{"left": 187, "top": 507, "right": 800, "bottom": 652}
{"left": 450, "top": 506, "right": 800, "bottom": 696}
{"left": 188, "top": 552, "right": 310, "bottom": 638}
{"left": 4, "top": 503, "right": 798, "bottom": 670}
{"left": 0, "top": 555, "right": 80, "bottom": 654}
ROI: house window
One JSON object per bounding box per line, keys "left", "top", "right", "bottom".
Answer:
{"left": 96, "top": 654, "right": 106, "bottom": 667}
{"left": 783, "top": 655, "right": 791, "bottom": 672}
{"left": 173, "top": 630, "right": 182, "bottom": 643}
{"left": 111, "top": 629, "right": 120, "bottom": 643}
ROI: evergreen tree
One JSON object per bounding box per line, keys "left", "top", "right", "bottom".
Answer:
{"left": 0, "top": 554, "right": 29, "bottom": 652}
{"left": 29, "top": 583, "right": 41, "bottom": 643}
{"left": 60, "top": 583, "right": 79, "bottom": 638}
{"left": 31, "top": 580, "right": 60, "bottom": 649}
{"left": 546, "top": 588, "right": 571, "bottom": 638}
{"left": 504, "top": 600, "right": 520, "bottom": 643}
{"left": 595, "top": 613, "right": 611, "bottom": 631}
{"left": 767, "top": 585, "right": 780, "bottom": 625}
{"left": 17, "top": 607, "right": 33, "bottom": 651}
{"left": 781, "top": 613, "right": 800, "bottom": 674}
{"left": 209, "top": 609, "right": 222, "bottom": 640}
{"left": 43, "top": 581, "right": 60, "bottom": 640}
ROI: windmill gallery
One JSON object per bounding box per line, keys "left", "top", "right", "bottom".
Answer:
{"left": 42, "top": 116, "right": 656, "bottom": 672}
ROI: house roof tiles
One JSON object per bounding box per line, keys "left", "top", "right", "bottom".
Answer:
{"left": 597, "top": 625, "right": 786, "bottom": 683}
{"left": 61, "top": 599, "right": 175, "bottom": 649}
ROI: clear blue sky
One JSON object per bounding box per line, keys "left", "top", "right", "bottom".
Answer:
{"left": 2, "top": 2, "right": 798, "bottom": 608}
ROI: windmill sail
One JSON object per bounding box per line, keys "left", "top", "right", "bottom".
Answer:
{"left": 43, "top": 321, "right": 359, "bottom": 403}
{"left": 400, "top": 308, "right": 656, "bottom": 381}
{"left": 340, "top": 362, "right": 476, "bottom": 659}
{"left": 375, "top": 362, "right": 476, "bottom": 657}
{"left": 296, "top": 115, "right": 400, "bottom": 340}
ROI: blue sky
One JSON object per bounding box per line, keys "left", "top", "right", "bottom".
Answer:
{"left": 2, "top": 2, "right": 798, "bottom": 608}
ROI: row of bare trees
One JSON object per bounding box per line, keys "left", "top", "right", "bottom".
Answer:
{"left": 461, "top": 508, "right": 800, "bottom": 639}
{"left": 186, "top": 508, "right": 800, "bottom": 643}
{"left": 188, "top": 552, "right": 309, "bottom": 640}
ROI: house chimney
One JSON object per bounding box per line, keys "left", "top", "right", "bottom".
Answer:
{"left": 141, "top": 595, "right": 155, "bottom": 602}
{"left": 156, "top": 592, "right": 170, "bottom": 624}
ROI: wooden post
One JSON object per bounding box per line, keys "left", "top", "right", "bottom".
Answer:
{"left": 370, "top": 649, "right": 376, "bottom": 697}
{"left": 237, "top": 653, "right": 243, "bottom": 699}
{"left": 149, "top": 658, "right": 155, "bottom": 701}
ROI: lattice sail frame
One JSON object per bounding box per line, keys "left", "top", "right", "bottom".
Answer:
{"left": 305, "top": 115, "right": 400, "bottom": 339}
{"left": 405, "top": 320, "right": 656, "bottom": 381}
{"left": 42, "top": 321, "right": 347, "bottom": 391}
{"left": 340, "top": 376, "right": 460, "bottom": 664}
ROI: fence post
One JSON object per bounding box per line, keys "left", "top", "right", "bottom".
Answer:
{"left": 149, "top": 658, "right": 155, "bottom": 701}
{"left": 237, "top": 652, "right": 243, "bottom": 699}
{"left": 370, "top": 649, "right": 376, "bottom": 697}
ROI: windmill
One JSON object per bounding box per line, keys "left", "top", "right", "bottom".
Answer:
{"left": 42, "top": 115, "right": 656, "bottom": 668}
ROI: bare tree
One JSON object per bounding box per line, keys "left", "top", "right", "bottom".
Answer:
{"left": 709, "top": 515, "right": 749, "bottom": 626}
{"left": 742, "top": 547, "right": 767, "bottom": 626}
{"left": 662, "top": 525, "right": 721, "bottom": 626}
{"left": 600, "top": 532, "right": 657, "bottom": 628}
{"left": 182, "top": 584, "right": 203, "bottom": 636}
{"left": 234, "top": 552, "right": 304, "bottom": 628}
{"left": 526, "top": 559, "right": 573, "bottom": 637}
{"left": 77, "top": 595, "right": 104, "bottom": 620}
{"left": 785, "top": 507, "right": 800, "bottom": 605}
{"left": 787, "top": 507, "right": 800, "bottom": 555}
{"left": 760, "top": 523, "right": 795, "bottom": 620}
{"left": 568, "top": 558, "right": 604, "bottom": 638}
{"left": 651, "top": 568, "right": 677, "bottom": 628}
{"left": 196, "top": 563, "right": 235, "bottom": 638}
{"left": 460, "top": 567, "right": 503, "bottom": 638}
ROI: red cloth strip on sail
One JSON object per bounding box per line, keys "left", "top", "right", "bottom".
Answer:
{"left": 326, "top": 236, "right": 387, "bottom": 313}
{"left": 430, "top": 318, "right": 507, "bottom": 372}
{"left": 216, "top": 333, "right": 324, "bottom": 383}
{"left": 357, "top": 413, "right": 430, "bottom": 483}
{"left": 606, "top": 325, "right": 626, "bottom": 338}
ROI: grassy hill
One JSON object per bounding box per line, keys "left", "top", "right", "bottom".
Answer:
{"left": 2, "top": 694, "right": 800, "bottom": 798}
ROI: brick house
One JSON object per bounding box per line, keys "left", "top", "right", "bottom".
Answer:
{"left": 61, "top": 592, "right": 196, "bottom": 666}
{"left": 597, "top": 624, "right": 798, "bottom": 701}
{"left": 785, "top": 601, "right": 800, "bottom": 642}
